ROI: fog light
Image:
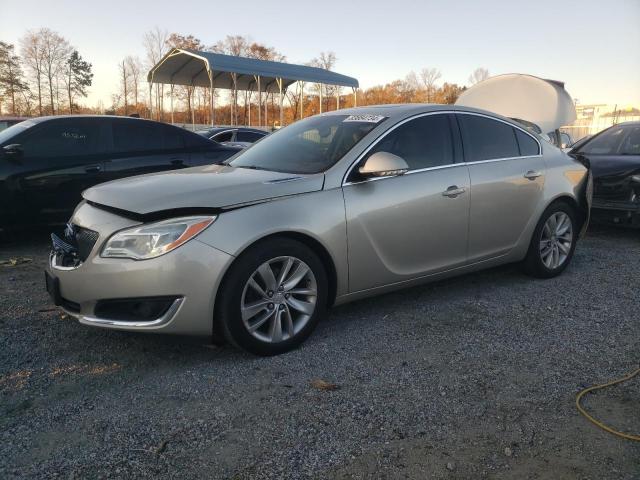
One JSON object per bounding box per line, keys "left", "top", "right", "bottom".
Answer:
{"left": 94, "top": 297, "right": 180, "bottom": 322}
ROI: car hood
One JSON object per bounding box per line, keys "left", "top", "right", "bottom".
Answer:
{"left": 579, "top": 154, "right": 640, "bottom": 179}
{"left": 82, "top": 164, "right": 325, "bottom": 215}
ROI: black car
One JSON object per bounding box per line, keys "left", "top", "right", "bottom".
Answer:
{"left": 0, "top": 115, "right": 241, "bottom": 229}
{"left": 195, "top": 126, "right": 268, "bottom": 147}
{"left": 570, "top": 122, "right": 640, "bottom": 227}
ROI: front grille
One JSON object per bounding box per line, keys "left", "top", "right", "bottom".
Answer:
{"left": 74, "top": 226, "right": 99, "bottom": 262}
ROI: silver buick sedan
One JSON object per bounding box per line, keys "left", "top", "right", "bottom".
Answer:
{"left": 46, "top": 105, "right": 591, "bottom": 355}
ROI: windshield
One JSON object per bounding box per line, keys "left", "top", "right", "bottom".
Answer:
{"left": 229, "top": 114, "right": 384, "bottom": 174}
{"left": 0, "top": 120, "right": 36, "bottom": 145}
{"left": 580, "top": 124, "right": 640, "bottom": 155}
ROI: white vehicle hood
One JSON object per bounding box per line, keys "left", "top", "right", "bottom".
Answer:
{"left": 455, "top": 73, "right": 576, "bottom": 133}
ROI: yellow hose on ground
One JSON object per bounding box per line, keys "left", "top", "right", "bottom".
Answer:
{"left": 575, "top": 367, "right": 640, "bottom": 442}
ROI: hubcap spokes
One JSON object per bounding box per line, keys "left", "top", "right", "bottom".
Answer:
{"left": 539, "top": 212, "right": 573, "bottom": 269}
{"left": 241, "top": 256, "right": 317, "bottom": 343}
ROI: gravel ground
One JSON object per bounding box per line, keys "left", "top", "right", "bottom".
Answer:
{"left": 0, "top": 224, "right": 638, "bottom": 479}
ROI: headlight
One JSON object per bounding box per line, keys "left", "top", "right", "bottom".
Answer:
{"left": 101, "top": 216, "right": 216, "bottom": 260}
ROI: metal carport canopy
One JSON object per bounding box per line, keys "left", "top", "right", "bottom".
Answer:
{"left": 148, "top": 48, "right": 359, "bottom": 92}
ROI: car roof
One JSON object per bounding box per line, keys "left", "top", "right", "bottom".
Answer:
{"left": 323, "top": 103, "right": 530, "bottom": 129}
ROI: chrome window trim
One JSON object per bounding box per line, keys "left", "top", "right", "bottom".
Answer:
{"left": 341, "top": 110, "right": 542, "bottom": 187}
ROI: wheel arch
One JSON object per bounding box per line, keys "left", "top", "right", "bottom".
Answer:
{"left": 212, "top": 231, "right": 339, "bottom": 332}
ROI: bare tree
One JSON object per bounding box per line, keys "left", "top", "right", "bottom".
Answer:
{"left": 39, "top": 29, "right": 72, "bottom": 114}
{"left": 0, "top": 41, "right": 29, "bottom": 114}
{"left": 125, "top": 55, "right": 143, "bottom": 109}
{"left": 420, "top": 67, "right": 442, "bottom": 102}
{"left": 143, "top": 27, "right": 169, "bottom": 119}
{"left": 468, "top": 67, "right": 489, "bottom": 86}
{"left": 310, "top": 51, "right": 337, "bottom": 111}
{"left": 119, "top": 59, "right": 130, "bottom": 115}
{"left": 20, "top": 30, "right": 46, "bottom": 115}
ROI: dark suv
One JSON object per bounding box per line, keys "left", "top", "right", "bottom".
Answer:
{"left": 0, "top": 116, "right": 241, "bottom": 229}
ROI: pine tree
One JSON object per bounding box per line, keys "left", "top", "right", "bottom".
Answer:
{"left": 65, "top": 50, "right": 92, "bottom": 113}
{"left": 0, "top": 41, "right": 29, "bottom": 115}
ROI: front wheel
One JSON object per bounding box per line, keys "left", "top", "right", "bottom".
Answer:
{"left": 216, "top": 238, "right": 327, "bottom": 356}
{"left": 523, "top": 202, "right": 578, "bottom": 278}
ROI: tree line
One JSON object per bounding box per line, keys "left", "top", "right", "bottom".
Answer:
{"left": 1, "top": 27, "right": 490, "bottom": 126}
{"left": 0, "top": 28, "right": 93, "bottom": 116}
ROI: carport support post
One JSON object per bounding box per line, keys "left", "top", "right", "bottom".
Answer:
{"left": 191, "top": 89, "right": 195, "bottom": 131}
{"left": 148, "top": 82, "right": 153, "bottom": 119}
{"left": 170, "top": 84, "right": 174, "bottom": 124}
{"left": 300, "top": 81, "right": 304, "bottom": 119}
{"left": 353, "top": 87, "right": 358, "bottom": 107}
{"left": 319, "top": 85, "right": 323, "bottom": 114}
{"left": 277, "top": 78, "right": 284, "bottom": 127}
{"left": 336, "top": 86, "right": 340, "bottom": 110}
{"left": 209, "top": 70, "right": 215, "bottom": 126}
{"left": 257, "top": 75, "right": 262, "bottom": 127}
{"left": 231, "top": 72, "right": 238, "bottom": 126}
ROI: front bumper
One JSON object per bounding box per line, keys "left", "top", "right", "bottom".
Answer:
{"left": 46, "top": 202, "right": 234, "bottom": 336}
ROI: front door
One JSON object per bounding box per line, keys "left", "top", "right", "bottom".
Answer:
{"left": 18, "top": 118, "right": 107, "bottom": 223}
{"left": 343, "top": 113, "right": 470, "bottom": 293}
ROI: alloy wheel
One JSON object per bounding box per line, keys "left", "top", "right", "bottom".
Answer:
{"left": 539, "top": 212, "right": 573, "bottom": 269}
{"left": 240, "top": 256, "right": 317, "bottom": 343}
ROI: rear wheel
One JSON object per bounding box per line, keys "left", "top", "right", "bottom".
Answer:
{"left": 216, "top": 238, "right": 327, "bottom": 356}
{"left": 523, "top": 201, "right": 577, "bottom": 278}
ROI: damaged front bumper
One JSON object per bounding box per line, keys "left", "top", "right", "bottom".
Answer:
{"left": 44, "top": 201, "right": 235, "bottom": 336}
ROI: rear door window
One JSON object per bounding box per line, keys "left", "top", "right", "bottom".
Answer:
{"left": 112, "top": 120, "right": 164, "bottom": 153}
{"left": 162, "top": 125, "right": 185, "bottom": 150}
{"left": 458, "top": 114, "right": 520, "bottom": 162}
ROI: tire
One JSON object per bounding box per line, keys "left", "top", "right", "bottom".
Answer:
{"left": 215, "top": 237, "right": 328, "bottom": 356}
{"left": 523, "top": 201, "right": 578, "bottom": 278}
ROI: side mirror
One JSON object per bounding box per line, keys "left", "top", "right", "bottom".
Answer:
{"left": 358, "top": 151, "right": 409, "bottom": 178}
{"left": 3, "top": 144, "right": 23, "bottom": 161}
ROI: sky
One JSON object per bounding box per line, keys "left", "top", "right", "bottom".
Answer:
{"left": 1, "top": 0, "right": 639, "bottom": 108}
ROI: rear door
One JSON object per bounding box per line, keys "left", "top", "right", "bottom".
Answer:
{"left": 457, "top": 112, "right": 545, "bottom": 262}
{"left": 343, "top": 113, "right": 470, "bottom": 292}
{"left": 103, "top": 119, "right": 187, "bottom": 181}
{"left": 18, "top": 118, "right": 107, "bottom": 222}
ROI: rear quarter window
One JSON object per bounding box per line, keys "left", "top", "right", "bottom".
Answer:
{"left": 515, "top": 129, "right": 540, "bottom": 156}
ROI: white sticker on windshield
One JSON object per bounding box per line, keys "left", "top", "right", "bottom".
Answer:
{"left": 343, "top": 114, "right": 386, "bottom": 123}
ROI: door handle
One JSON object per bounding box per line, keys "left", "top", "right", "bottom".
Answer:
{"left": 85, "top": 164, "right": 101, "bottom": 173}
{"left": 524, "top": 170, "right": 542, "bottom": 180}
{"left": 442, "top": 185, "right": 466, "bottom": 198}
{"left": 170, "top": 158, "right": 184, "bottom": 166}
